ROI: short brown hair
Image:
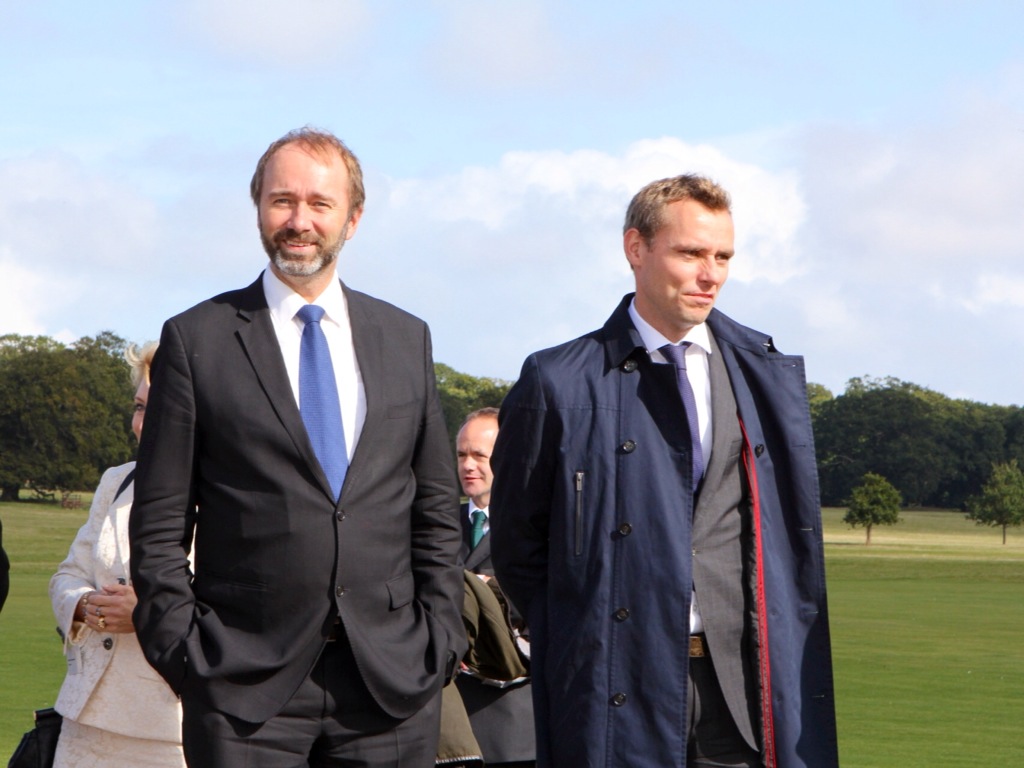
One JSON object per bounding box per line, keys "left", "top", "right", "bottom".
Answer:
{"left": 249, "top": 126, "right": 365, "bottom": 214}
{"left": 623, "top": 174, "right": 731, "bottom": 244}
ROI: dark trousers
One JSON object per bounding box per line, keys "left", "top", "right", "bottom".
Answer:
{"left": 182, "top": 633, "right": 442, "bottom": 768}
{"left": 687, "top": 651, "right": 760, "bottom": 768}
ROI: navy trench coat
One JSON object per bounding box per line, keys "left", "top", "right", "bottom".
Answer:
{"left": 490, "top": 295, "right": 838, "bottom": 768}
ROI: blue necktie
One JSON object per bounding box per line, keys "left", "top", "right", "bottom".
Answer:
{"left": 660, "top": 343, "right": 703, "bottom": 490}
{"left": 297, "top": 304, "right": 348, "bottom": 501}
{"left": 470, "top": 510, "right": 487, "bottom": 548}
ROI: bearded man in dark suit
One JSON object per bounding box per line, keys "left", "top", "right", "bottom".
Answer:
{"left": 129, "top": 127, "right": 465, "bottom": 767}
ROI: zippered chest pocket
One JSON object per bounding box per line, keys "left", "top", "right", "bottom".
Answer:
{"left": 574, "top": 470, "right": 585, "bottom": 556}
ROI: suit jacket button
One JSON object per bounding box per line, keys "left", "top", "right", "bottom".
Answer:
{"left": 755, "top": 444, "right": 765, "bottom": 457}
{"left": 617, "top": 523, "right": 632, "bottom": 536}
{"left": 102, "top": 638, "right": 113, "bottom": 650}
{"left": 614, "top": 607, "right": 630, "bottom": 622}
{"left": 336, "top": 585, "right": 347, "bottom": 597}
{"left": 620, "top": 440, "right": 637, "bottom": 453}
{"left": 610, "top": 692, "right": 627, "bottom": 706}
{"left": 336, "top": 510, "right": 346, "bottom": 521}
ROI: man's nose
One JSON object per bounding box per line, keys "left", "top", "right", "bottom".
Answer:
{"left": 697, "top": 256, "right": 725, "bottom": 284}
{"left": 288, "top": 203, "right": 311, "bottom": 231}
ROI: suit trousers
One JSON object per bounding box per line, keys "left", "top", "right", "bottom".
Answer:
{"left": 687, "top": 652, "right": 760, "bottom": 768}
{"left": 181, "top": 629, "right": 443, "bottom": 768}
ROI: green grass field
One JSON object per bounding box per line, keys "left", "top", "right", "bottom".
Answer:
{"left": 2, "top": 500, "right": 1022, "bottom": 765}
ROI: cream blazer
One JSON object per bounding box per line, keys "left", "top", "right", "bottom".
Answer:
{"left": 49, "top": 462, "right": 183, "bottom": 742}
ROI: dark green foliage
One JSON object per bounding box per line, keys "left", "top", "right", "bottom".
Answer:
{"left": 434, "top": 363, "right": 512, "bottom": 442}
{"left": 813, "top": 376, "right": 1024, "bottom": 508}
{"left": 0, "top": 333, "right": 134, "bottom": 501}
{"left": 966, "top": 460, "right": 1024, "bottom": 544}
{"left": 843, "top": 472, "right": 901, "bottom": 544}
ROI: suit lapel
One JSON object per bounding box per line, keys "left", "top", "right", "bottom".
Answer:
{"left": 458, "top": 504, "right": 493, "bottom": 571}
{"left": 693, "top": 331, "right": 743, "bottom": 529}
{"left": 459, "top": 503, "right": 473, "bottom": 558}
{"left": 465, "top": 532, "right": 491, "bottom": 572}
{"left": 234, "top": 276, "right": 335, "bottom": 499}
{"left": 339, "top": 283, "right": 384, "bottom": 502}
{"left": 112, "top": 480, "right": 134, "bottom": 582}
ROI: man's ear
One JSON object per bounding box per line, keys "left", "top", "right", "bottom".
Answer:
{"left": 623, "top": 228, "right": 644, "bottom": 270}
{"left": 345, "top": 207, "right": 364, "bottom": 241}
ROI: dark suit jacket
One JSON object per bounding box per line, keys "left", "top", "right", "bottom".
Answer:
{"left": 456, "top": 503, "right": 535, "bottom": 764}
{"left": 129, "top": 275, "right": 465, "bottom": 724}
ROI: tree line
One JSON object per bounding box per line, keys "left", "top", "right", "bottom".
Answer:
{"left": 2, "top": 336, "right": 1022, "bottom": 540}
{"left": 0, "top": 333, "right": 134, "bottom": 502}
{"left": 0, "top": 335, "right": 512, "bottom": 502}
{"left": 812, "top": 375, "right": 1024, "bottom": 509}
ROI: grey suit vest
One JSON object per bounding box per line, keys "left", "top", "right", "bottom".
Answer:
{"left": 691, "top": 330, "right": 759, "bottom": 750}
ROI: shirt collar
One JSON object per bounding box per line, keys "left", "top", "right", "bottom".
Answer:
{"left": 627, "top": 297, "right": 712, "bottom": 357}
{"left": 468, "top": 500, "right": 489, "bottom": 517}
{"left": 263, "top": 265, "right": 349, "bottom": 329}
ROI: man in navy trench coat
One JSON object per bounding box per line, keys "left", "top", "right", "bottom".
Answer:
{"left": 490, "top": 175, "right": 838, "bottom": 767}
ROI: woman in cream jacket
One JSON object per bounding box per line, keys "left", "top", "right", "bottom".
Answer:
{"left": 49, "top": 342, "right": 185, "bottom": 768}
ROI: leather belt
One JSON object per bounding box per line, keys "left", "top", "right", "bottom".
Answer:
{"left": 689, "top": 633, "right": 708, "bottom": 658}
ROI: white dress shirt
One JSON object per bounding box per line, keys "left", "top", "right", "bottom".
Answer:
{"left": 628, "top": 298, "right": 712, "bottom": 634}
{"left": 263, "top": 267, "right": 366, "bottom": 460}
{"left": 467, "top": 501, "right": 490, "bottom": 539}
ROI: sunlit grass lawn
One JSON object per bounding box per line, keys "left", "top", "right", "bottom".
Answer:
{"left": 1, "top": 497, "right": 91, "bottom": 751}
{"left": 823, "top": 507, "right": 1023, "bottom": 767}
{"left": 1, "top": 500, "right": 1021, "bottom": 765}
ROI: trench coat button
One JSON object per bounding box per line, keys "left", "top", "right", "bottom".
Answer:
{"left": 336, "top": 585, "right": 347, "bottom": 597}
{"left": 621, "top": 359, "right": 638, "bottom": 373}
{"left": 102, "top": 638, "right": 113, "bottom": 650}
{"left": 617, "top": 523, "right": 632, "bottom": 536}
{"left": 755, "top": 444, "right": 765, "bottom": 457}
{"left": 614, "top": 607, "right": 630, "bottom": 622}
{"left": 620, "top": 440, "right": 637, "bottom": 453}
{"left": 610, "top": 692, "right": 627, "bottom": 706}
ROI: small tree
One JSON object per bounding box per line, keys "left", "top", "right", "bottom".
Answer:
{"left": 966, "top": 460, "right": 1024, "bottom": 544}
{"left": 844, "top": 472, "right": 902, "bottom": 545}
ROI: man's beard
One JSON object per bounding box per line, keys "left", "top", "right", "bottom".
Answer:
{"left": 261, "top": 223, "right": 348, "bottom": 278}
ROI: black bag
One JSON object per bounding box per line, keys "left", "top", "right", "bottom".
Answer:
{"left": 8, "top": 708, "right": 62, "bottom": 768}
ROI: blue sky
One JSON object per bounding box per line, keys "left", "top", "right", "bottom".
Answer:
{"left": 2, "top": 1, "right": 1023, "bottom": 404}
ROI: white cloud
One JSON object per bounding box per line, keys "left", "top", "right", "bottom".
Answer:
{"left": 427, "top": 1, "right": 566, "bottom": 88}
{"left": 176, "top": 0, "right": 370, "bottom": 66}
{"left": 962, "top": 274, "right": 1024, "bottom": 312}
{"left": 388, "top": 136, "right": 806, "bottom": 277}
{"left": 0, "top": 152, "right": 159, "bottom": 272}
{"left": 0, "top": 246, "right": 50, "bottom": 336}
{"left": 349, "top": 138, "right": 808, "bottom": 380}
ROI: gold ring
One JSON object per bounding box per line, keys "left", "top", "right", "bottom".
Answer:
{"left": 97, "top": 616, "right": 107, "bottom": 630}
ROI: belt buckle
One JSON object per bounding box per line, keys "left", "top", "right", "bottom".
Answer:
{"left": 689, "top": 635, "right": 706, "bottom": 658}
